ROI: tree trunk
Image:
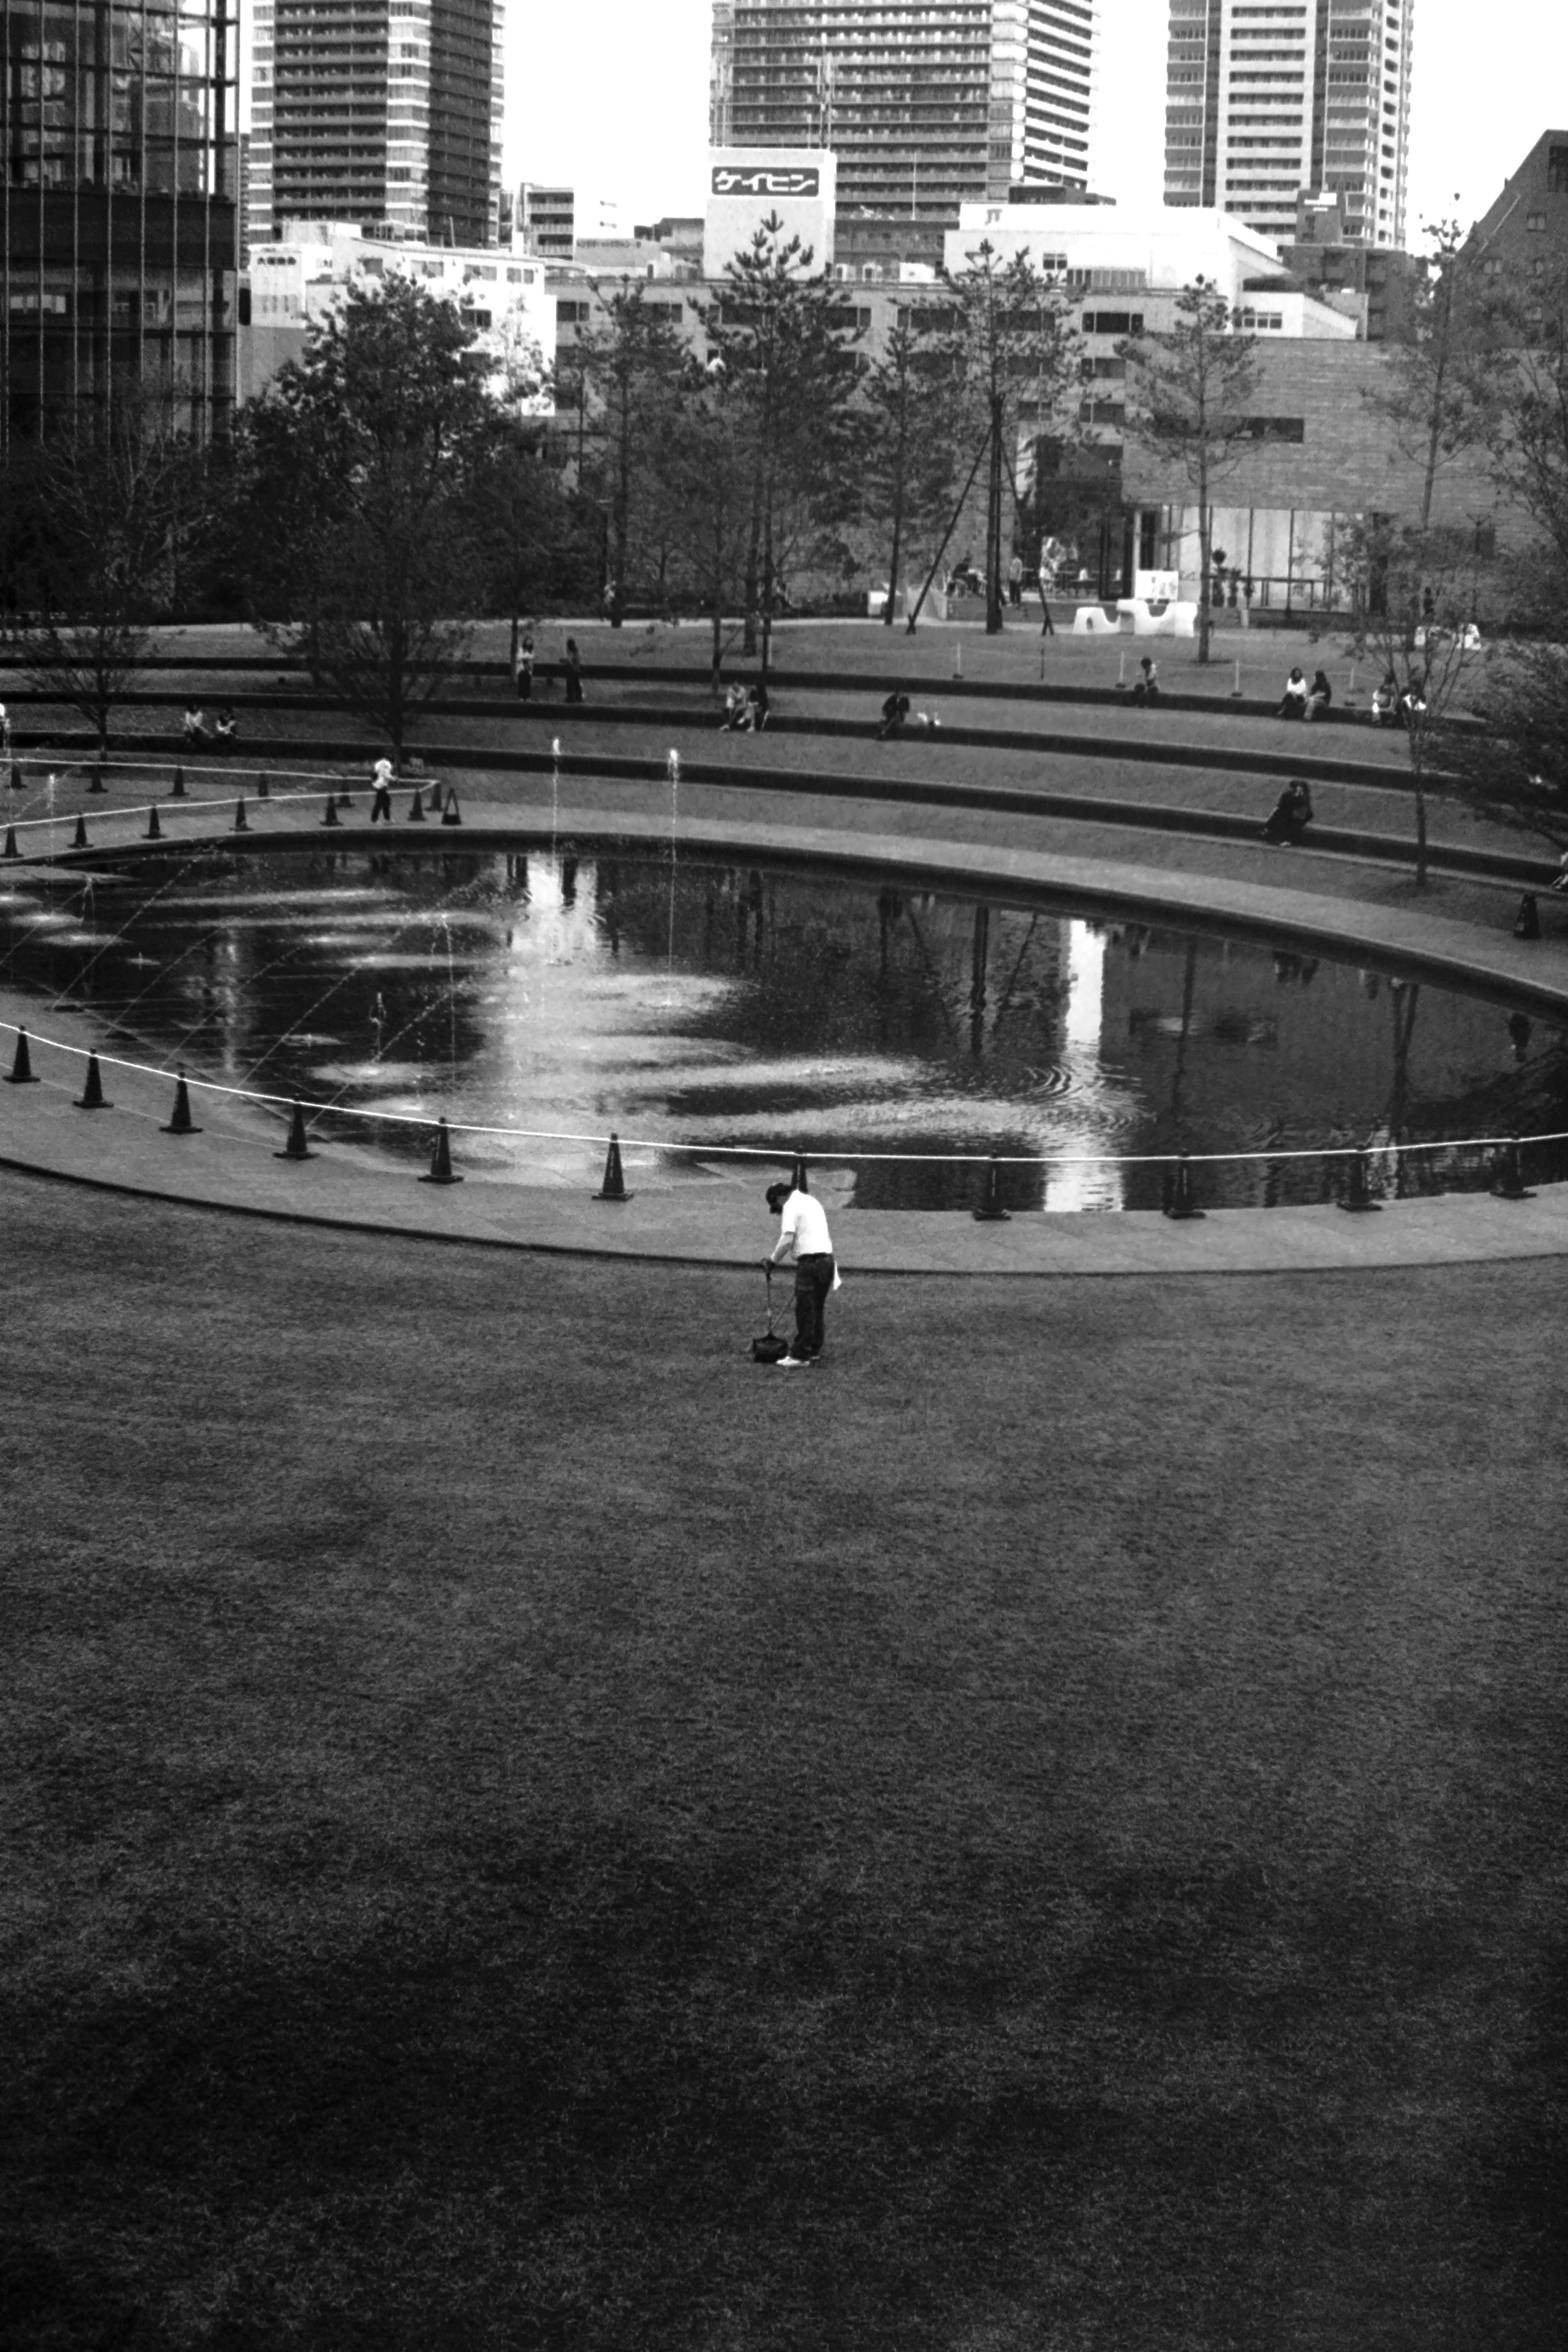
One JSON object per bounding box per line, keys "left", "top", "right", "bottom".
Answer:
{"left": 1412, "top": 758, "right": 1428, "bottom": 887}
{"left": 1196, "top": 493, "right": 1213, "bottom": 666}
{"left": 985, "top": 389, "right": 1005, "bottom": 635}
{"left": 884, "top": 491, "right": 904, "bottom": 629}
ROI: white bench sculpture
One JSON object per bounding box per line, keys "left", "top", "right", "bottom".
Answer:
{"left": 1114, "top": 597, "right": 1199, "bottom": 638}
{"left": 1071, "top": 604, "right": 1118, "bottom": 636}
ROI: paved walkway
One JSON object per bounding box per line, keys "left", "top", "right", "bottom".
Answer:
{"left": 3, "top": 787, "right": 1568, "bottom": 1276}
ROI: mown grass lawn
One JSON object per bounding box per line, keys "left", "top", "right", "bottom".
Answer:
{"left": 3, "top": 1169, "right": 1566, "bottom": 2350}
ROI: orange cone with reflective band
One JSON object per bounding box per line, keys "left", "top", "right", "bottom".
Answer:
{"left": 5, "top": 1027, "right": 40, "bottom": 1084}
{"left": 1163, "top": 1156, "right": 1205, "bottom": 1220}
{"left": 419, "top": 1116, "right": 463, "bottom": 1185}
{"left": 594, "top": 1132, "right": 632, "bottom": 1200}
{"left": 972, "top": 1155, "right": 1011, "bottom": 1221}
{"left": 408, "top": 787, "right": 425, "bottom": 822}
{"left": 72, "top": 813, "right": 89, "bottom": 849}
{"left": 234, "top": 795, "right": 249, "bottom": 832}
{"left": 275, "top": 1100, "right": 316, "bottom": 1161}
{"left": 440, "top": 788, "right": 463, "bottom": 826}
{"left": 160, "top": 1067, "right": 202, "bottom": 1134}
{"left": 1338, "top": 1148, "right": 1383, "bottom": 1213}
{"left": 321, "top": 792, "right": 340, "bottom": 826}
{"left": 170, "top": 764, "right": 187, "bottom": 798}
{"left": 145, "top": 803, "right": 162, "bottom": 840}
{"left": 74, "top": 1052, "right": 111, "bottom": 1111}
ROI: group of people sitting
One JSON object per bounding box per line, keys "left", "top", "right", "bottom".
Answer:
{"left": 1370, "top": 672, "right": 1427, "bottom": 728}
{"left": 721, "top": 683, "right": 770, "bottom": 733}
{"left": 878, "top": 691, "right": 941, "bottom": 740}
{"left": 182, "top": 704, "right": 237, "bottom": 748}
{"left": 1276, "top": 666, "right": 1334, "bottom": 722}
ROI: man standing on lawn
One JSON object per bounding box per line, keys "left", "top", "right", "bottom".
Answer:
{"left": 764, "top": 1180, "right": 839, "bottom": 1366}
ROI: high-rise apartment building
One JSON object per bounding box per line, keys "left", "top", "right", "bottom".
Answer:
{"left": 248, "top": 0, "right": 503, "bottom": 248}
{"left": 710, "top": 0, "right": 1098, "bottom": 223}
{"left": 1164, "top": 0, "right": 1412, "bottom": 251}
{"left": 2, "top": 0, "right": 238, "bottom": 437}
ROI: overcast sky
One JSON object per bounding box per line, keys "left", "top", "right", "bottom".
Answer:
{"left": 503, "top": 0, "right": 1568, "bottom": 246}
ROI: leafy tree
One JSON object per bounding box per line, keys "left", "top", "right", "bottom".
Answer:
{"left": 1483, "top": 254, "right": 1568, "bottom": 570}
{"left": 1430, "top": 639, "right": 1568, "bottom": 854}
{"left": 1120, "top": 282, "right": 1261, "bottom": 663}
{"left": 1341, "top": 514, "right": 1500, "bottom": 885}
{"left": 658, "top": 368, "right": 755, "bottom": 686}
{"left": 238, "top": 276, "right": 496, "bottom": 763}
{"left": 1364, "top": 219, "right": 1494, "bottom": 530}
{"left": 10, "top": 388, "right": 212, "bottom": 759}
{"left": 938, "top": 242, "right": 1081, "bottom": 633}
{"left": 699, "top": 218, "right": 861, "bottom": 667}
{"left": 474, "top": 420, "right": 597, "bottom": 666}
{"left": 558, "top": 287, "right": 690, "bottom": 626}
{"left": 855, "top": 311, "right": 965, "bottom": 627}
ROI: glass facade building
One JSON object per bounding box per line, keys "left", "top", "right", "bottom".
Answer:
{"left": 247, "top": 0, "right": 503, "bottom": 250}
{"left": 1163, "top": 0, "right": 1412, "bottom": 252}
{"left": 1, "top": 0, "right": 237, "bottom": 436}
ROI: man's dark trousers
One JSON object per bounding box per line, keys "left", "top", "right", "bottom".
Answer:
{"left": 793, "top": 1254, "right": 834, "bottom": 1358}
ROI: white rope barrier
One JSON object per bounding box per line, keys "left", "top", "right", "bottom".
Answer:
{"left": 1, "top": 1018, "right": 1562, "bottom": 1167}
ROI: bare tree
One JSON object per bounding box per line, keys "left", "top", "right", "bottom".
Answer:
{"left": 1120, "top": 282, "right": 1261, "bottom": 664}
{"left": 1364, "top": 219, "right": 1492, "bottom": 530}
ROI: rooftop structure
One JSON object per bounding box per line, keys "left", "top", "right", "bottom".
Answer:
{"left": 1471, "top": 130, "right": 1568, "bottom": 282}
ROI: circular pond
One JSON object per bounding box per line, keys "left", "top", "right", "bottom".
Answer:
{"left": 4, "top": 843, "right": 1566, "bottom": 1210}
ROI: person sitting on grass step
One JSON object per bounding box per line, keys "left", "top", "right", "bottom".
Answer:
{"left": 1277, "top": 666, "right": 1309, "bottom": 720}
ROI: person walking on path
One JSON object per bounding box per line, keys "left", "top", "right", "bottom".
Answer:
{"left": 1008, "top": 552, "right": 1024, "bottom": 608}
{"left": 513, "top": 632, "right": 536, "bottom": 701}
{"left": 764, "top": 1180, "right": 840, "bottom": 1366}
{"left": 1037, "top": 566, "right": 1056, "bottom": 636}
{"left": 370, "top": 756, "right": 395, "bottom": 824}
{"left": 564, "top": 638, "right": 584, "bottom": 704}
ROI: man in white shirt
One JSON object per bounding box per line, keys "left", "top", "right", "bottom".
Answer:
{"left": 763, "top": 1181, "right": 838, "bottom": 1367}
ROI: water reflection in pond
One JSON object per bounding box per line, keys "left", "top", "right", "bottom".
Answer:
{"left": 4, "top": 845, "right": 1566, "bottom": 1210}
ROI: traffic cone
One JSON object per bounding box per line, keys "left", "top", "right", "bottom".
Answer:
{"left": 593, "top": 1131, "right": 632, "bottom": 1200}
{"left": 1, "top": 826, "right": 18, "bottom": 860}
{"left": 1491, "top": 1138, "right": 1535, "bottom": 1201}
{"left": 953, "top": 641, "right": 963, "bottom": 679}
{"left": 8, "top": 762, "right": 23, "bottom": 792}
{"left": 440, "top": 787, "right": 462, "bottom": 826}
{"left": 971, "top": 1155, "right": 1011, "bottom": 1221}
{"left": 74, "top": 1052, "right": 111, "bottom": 1111}
{"left": 1515, "top": 892, "right": 1540, "bottom": 941}
{"left": 321, "top": 792, "right": 340, "bottom": 826}
{"left": 72, "top": 813, "right": 89, "bottom": 849}
{"left": 160, "top": 1067, "right": 202, "bottom": 1134}
{"left": 789, "top": 1154, "right": 808, "bottom": 1192}
{"left": 1162, "top": 1156, "right": 1205, "bottom": 1219}
{"left": 87, "top": 763, "right": 106, "bottom": 794}
{"left": 419, "top": 1115, "right": 463, "bottom": 1184}
{"left": 5, "top": 1027, "right": 40, "bottom": 1084}
{"left": 234, "top": 794, "right": 249, "bottom": 832}
{"left": 427, "top": 782, "right": 444, "bottom": 815}
{"left": 170, "top": 764, "right": 187, "bottom": 798}
{"left": 407, "top": 786, "right": 425, "bottom": 822}
{"left": 145, "top": 803, "right": 162, "bottom": 840}
{"left": 1338, "top": 1147, "right": 1383, "bottom": 1213}
{"left": 274, "top": 1100, "right": 316, "bottom": 1161}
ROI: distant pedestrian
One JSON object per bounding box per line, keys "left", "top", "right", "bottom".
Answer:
{"left": 564, "top": 638, "right": 584, "bottom": 704}
{"left": 1304, "top": 668, "right": 1332, "bottom": 721}
{"left": 1007, "top": 552, "right": 1024, "bottom": 608}
{"left": 213, "top": 706, "right": 237, "bottom": 748}
{"left": 1371, "top": 673, "right": 1399, "bottom": 726}
{"left": 1130, "top": 657, "right": 1160, "bottom": 705}
{"left": 513, "top": 632, "right": 536, "bottom": 701}
{"left": 0, "top": 699, "right": 11, "bottom": 755}
{"left": 1038, "top": 568, "right": 1056, "bottom": 636}
{"left": 370, "top": 756, "right": 394, "bottom": 823}
{"left": 182, "top": 702, "right": 208, "bottom": 746}
{"left": 1277, "top": 666, "right": 1309, "bottom": 720}
{"left": 748, "top": 681, "right": 770, "bottom": 732}
{"left": 763, "top": 1179, "right": 840, "bottom": 1366}
{"left": 721, "top": 684, "right": 749, "bottom": 731}
{"left": 878, "top": 690, "right": 911, "bottom": 740}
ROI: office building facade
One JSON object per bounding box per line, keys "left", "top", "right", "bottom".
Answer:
{"left": 710, "top": 0, "right": 1098, "bottom": 224}
{"left": 1164, "top": 0, "right": 1412, "bottom": 251}
{"left": 248, "top": 0, "right": 503, "bottom": 249}
{"left": 2, "top": 0, "right": 238, "bottom": 437}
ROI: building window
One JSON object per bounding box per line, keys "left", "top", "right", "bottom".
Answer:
{"left": 1548, "top": 146, "right": 1568, "bottom": 194}
{"left": 1526, "top": 212, "right": 1547, "bottom": 232}
{"left": 1243, "top": 416, "right": 1305, "bottom": 443}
